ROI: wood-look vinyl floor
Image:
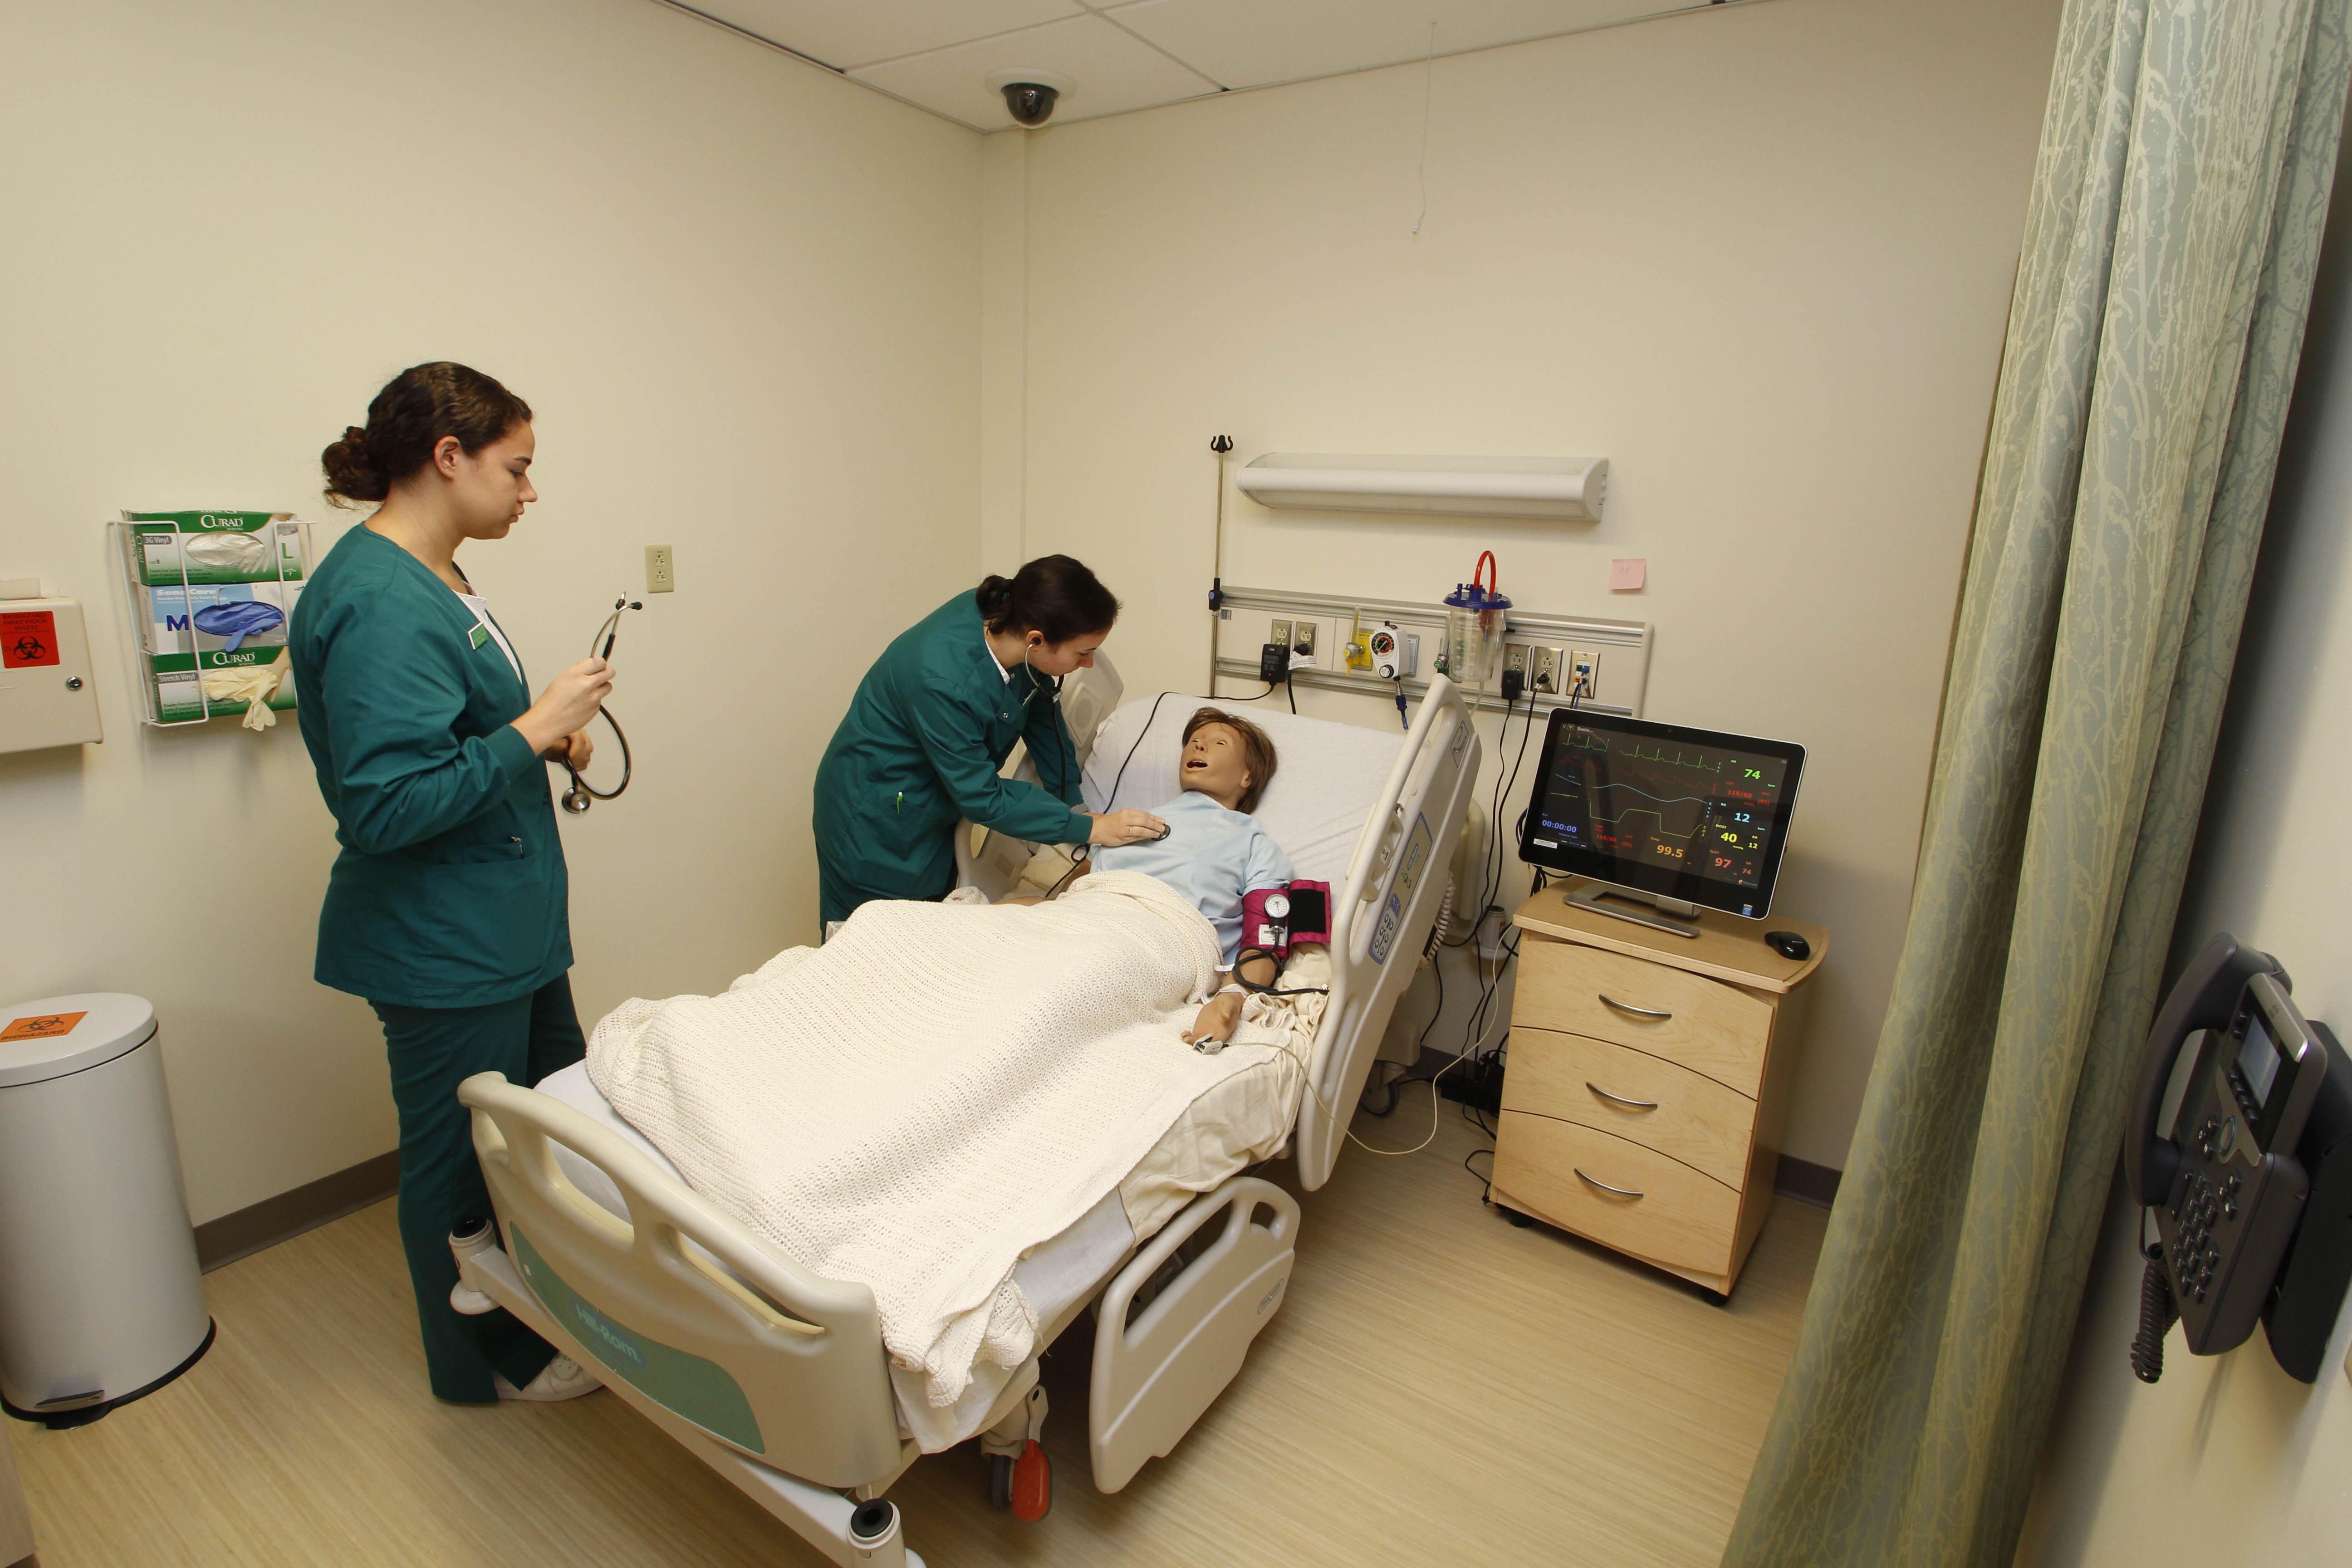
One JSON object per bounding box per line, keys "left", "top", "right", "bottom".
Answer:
{"left": 7, "top": 1101, "right": 1824, "bottom": 1567}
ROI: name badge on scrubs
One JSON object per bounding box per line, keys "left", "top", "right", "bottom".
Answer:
{"left": 468, "top": 622, "right": 490, "bottom": 651}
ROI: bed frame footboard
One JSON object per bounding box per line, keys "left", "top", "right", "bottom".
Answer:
{"left": 456, "top": 1073, "right": 923, "bottom": 1566}
{"left": 1089, "top": 1176, "right": 1299, "bottom": 1493}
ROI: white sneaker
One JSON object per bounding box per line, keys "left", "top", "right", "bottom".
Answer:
{"left": 494, "top": 1353, "right": 603, "bottom": 1402}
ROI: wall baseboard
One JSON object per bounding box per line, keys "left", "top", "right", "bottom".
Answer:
{"left": 1774, "top": 1156, "right": 1842, "bottom": 1208}
{"left": 194, "top": 1151, "right": 400, "bottom": 1273}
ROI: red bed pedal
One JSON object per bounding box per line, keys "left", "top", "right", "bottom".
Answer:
{"left": 1011, "top": 1438, "right": 1052, "bottom": 1520}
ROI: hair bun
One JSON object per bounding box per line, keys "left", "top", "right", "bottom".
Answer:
{"left": 340, "top": 424, "right": 368, "bottom": 452}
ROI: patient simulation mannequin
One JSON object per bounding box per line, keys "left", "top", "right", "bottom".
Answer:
{"left": 1081, "top": 708, "right": 1304, "bottom": 1045}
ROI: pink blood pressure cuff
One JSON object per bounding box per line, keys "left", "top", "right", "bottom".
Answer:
{"left": 1240, "top": 881, "right": 1333, "bottom": 958}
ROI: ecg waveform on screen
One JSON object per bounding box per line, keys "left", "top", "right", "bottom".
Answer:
{"left": 1534, "top": 727, "right": 1788, "bottom": 889}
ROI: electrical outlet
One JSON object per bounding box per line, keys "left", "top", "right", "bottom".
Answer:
{"left": 1269, "top": 618, "right": 1293, "bottom": 654}
{"left": 1290, "top": 619, "right": 1318, "bottom": 666}
{"left": 1570, "top": 648, "right": 1600, "bottom": 698}
{"left": 645, "top": 544, "right": 676, "bottom": 594}
{"left": 1506, "top": 644, "right": 1530, "bottom": 683}
{"left": 1532, "top": 647, "right": 1562, "bottom": 695}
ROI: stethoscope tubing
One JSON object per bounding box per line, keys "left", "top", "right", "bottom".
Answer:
{"left": 561, "top": 600, "right": 640, "bottom": 813}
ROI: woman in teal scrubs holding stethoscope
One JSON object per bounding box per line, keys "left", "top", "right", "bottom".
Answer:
{"left": 814, "top": 555, "right": 1167, "bottom": 925}
{"left": 289, "top": 362, "right": 611, "bottom": 1406}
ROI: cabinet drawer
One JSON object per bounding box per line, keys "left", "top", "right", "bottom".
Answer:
{"left": 1490, "top": 1113, "right": 1739, "bottom": 1279}
{"left": 1502, "top": 1028, "right": 1756, "bottom": 1190}
{"left": 1517, "top": 938, "right": 1774, "bottom": 1096}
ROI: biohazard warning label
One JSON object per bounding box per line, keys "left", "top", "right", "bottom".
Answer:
{"left": 2, "top": 610, "right": 60, "bottom": 669}
{"left": 2, "top": 1012, "right": 88, "bottom": 1043}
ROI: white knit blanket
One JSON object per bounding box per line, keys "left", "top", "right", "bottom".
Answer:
{"left": 584, "top": 871, "right": 1301, "bottom": 1410}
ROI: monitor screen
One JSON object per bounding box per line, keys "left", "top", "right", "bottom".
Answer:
{"left": 2236, "top": 1009, "right": 2282, "bottom": 1111}
{"left": 1515, "top": 709, "right": 1806, "bottom": 919}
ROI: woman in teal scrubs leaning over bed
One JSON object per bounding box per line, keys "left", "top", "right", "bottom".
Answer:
{"left": 813, "top": 554, "right": 1168, "bottom": 926}
{"left": 289, "top": 363, "right": 611, "bottom": 1407}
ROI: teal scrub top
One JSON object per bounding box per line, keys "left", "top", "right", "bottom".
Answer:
{"left": 814, "top": 590, "right": 1091, "bottom": 909}
{"left": 289, "top": 526, "right": 572, "bottom": 1008}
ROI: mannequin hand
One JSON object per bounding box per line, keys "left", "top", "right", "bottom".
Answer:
{"left": 1182, "top": 991, "right": 1243, "bottom": 1046}
{"left": 1088, "top": 808, "right": 1168, "bottom": 847}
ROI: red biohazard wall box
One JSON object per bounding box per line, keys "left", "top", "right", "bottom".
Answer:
{"left": 0, "top": 585, "right": 102, "bottom": 754}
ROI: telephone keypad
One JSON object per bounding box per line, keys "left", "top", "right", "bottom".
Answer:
{"left": 2168, "top": 1168, "right": 2232, "bottom": 1305}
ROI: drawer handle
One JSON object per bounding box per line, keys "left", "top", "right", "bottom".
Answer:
{"left": 1575, "top": 1168, "right": 1645, "bottom": 1200}
{"left": 1587, "top": 1082, "right": 1659, "bottom": 1112}
{"left": 1598, "top": 993, "right": 1673, "bottom": 1021}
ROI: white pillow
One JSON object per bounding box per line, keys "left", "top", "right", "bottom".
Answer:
{"left": 1082, "top": 696, "right": 1405, "bottom": 889}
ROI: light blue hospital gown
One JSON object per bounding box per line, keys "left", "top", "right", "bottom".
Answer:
{"left": 1091, "top": 791, "right": 1293, "bottom": 964}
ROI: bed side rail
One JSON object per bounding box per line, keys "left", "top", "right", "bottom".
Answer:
{"left": 1089, "top": 1176, "right": 1298, "bottom": 1494}
{"left": 1296, "top": 674, "right": 1482, "bottom": 1189}
{"left": 459, "top": 1072, "right": 905, "bottom": 1488}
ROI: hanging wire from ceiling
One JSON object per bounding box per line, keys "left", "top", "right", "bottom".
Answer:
{"left": 1412, "top": 21, "right": 1437, "bottom": 236}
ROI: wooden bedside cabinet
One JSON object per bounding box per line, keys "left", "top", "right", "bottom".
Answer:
{"left": 1491, "top": 881, "right": 1828, "bottom": 1298}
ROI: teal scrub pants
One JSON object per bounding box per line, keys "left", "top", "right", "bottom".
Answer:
{"left": 370, "top": 974, "right": 585, "bottom": 1403}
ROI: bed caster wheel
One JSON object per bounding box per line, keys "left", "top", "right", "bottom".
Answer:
{"left": 1361, "top": 1078, "right": 1401, "bottom": 1117}
{"left": 1502, "top": 1206, "right": 1534, "bottom": 1228}
{"left": 986, "top": 1453, "right": 1013, "bottom": 1509}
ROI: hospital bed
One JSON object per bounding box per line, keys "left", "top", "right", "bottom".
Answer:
{"left": 449, "top": 676, "right": 1481, "bottom": 1567}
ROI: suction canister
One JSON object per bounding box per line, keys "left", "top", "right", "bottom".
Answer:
{"left": 1443, "top": 551, "right": 1511, "bottom": 689}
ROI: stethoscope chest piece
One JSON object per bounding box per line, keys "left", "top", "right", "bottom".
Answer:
{"left": 561, "top": 784, "right": 593, "bottom": 814}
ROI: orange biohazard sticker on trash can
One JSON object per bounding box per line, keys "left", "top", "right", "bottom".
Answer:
{"left": 2, "top": 1012, "right": 87, "bottom": 1043}
{"left": 2, "top": 610, "right": 61, "bottom": 669}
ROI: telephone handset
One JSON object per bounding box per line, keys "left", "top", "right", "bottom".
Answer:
{"left": 2125, "top": 932, "right": 2352, "bottom": 1382}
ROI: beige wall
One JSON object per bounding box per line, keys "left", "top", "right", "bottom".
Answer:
{"left": 2016, "top": 138, "right": 2352, "bottom": 1568}
{"left": 1001, "top": 0, "right": 2058, "bottom": 1168}
{"left": 0, "top": 0, "right": 981, "bottom": 1224}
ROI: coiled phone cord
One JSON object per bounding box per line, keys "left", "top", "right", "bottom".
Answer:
{"left": 561, "top": 598, "right": 640, "bottom": 814}
{"left": 2130, "top": 1234, "right": 2177, "bottom": 1383}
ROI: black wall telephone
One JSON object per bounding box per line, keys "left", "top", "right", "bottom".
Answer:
{"left": 2125, "top": 933, "right": 2352, "bottom": 1383}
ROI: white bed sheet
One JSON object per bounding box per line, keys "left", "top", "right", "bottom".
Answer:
{"left": 1083, "top": 699, "right": 1405, "bottom": 889}
{"left": 529, "top": 1053, "right": 1297, "bottom": 1450}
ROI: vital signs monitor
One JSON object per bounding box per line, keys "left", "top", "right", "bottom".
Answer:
{"left": 1515, "top": 709, "right": 1806, "bottom": 919}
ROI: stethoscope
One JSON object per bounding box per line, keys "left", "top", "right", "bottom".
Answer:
{"left": 560, "top": 597, "right": 641, "bottom": 814}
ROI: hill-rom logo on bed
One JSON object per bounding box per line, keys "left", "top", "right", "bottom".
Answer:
{"left": 1257, "top": 1277, "right": 1285, "bottom": 1316}
{"left": 1368, "top": 813, "right": 1436, "bottom": 965}
{"left": 571, "top": 1298, "right": 648, "bottom": 1369}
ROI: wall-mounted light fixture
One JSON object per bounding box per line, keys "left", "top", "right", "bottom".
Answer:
{"left": 1236, "top": 452, "right": 1609, "bottom": 522}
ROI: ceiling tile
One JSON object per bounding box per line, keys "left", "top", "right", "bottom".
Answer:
{"left": 849, "top": 14, "right": 1223, "bottom": 131}
{"left": 1106, "top": 0, "right": 1695, "bottom": 91}
{"left": 693, "top": 0, "right": 1087, "bottom": 71}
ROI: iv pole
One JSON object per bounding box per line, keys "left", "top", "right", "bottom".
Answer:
{"left": 1207, "top": 433, "right": 1233, "bottom": 692}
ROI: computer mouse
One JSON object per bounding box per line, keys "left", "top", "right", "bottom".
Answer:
{"left": 1765, "top": 931, "right": 1811, "bottom": 961}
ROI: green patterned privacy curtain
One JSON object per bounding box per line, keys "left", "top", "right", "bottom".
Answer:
{"left": 1721, "top": 2, "right": 2352, "bottom": 1565}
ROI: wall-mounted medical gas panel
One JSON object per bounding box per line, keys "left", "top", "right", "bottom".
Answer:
{"left": 0, "top": 590, "right": 103, "bottom": 754}
{"left": 1213, "top": 584, "right": 1651, "bottom": 720}
{"left": 1237, "top": 453, "right": 1609, "bottom": 522}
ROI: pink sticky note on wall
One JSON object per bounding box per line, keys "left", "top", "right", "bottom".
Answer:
{"left": 1610, "top": 558, "right": 1646, "bottom": 592}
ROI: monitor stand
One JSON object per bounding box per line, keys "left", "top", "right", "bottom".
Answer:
{"left": 1563, "top": 881, "right": 1702, "bottom": 940}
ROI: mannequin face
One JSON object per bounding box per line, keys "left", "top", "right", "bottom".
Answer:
{"left": 1024, "top": 628, "right": 1108, "bottom": 678}
{"left": 1179, "top": 722, "right": 1253, "bottom": 810}
{"left": 435, "top": 422, "right": 538, "bottom": 541}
